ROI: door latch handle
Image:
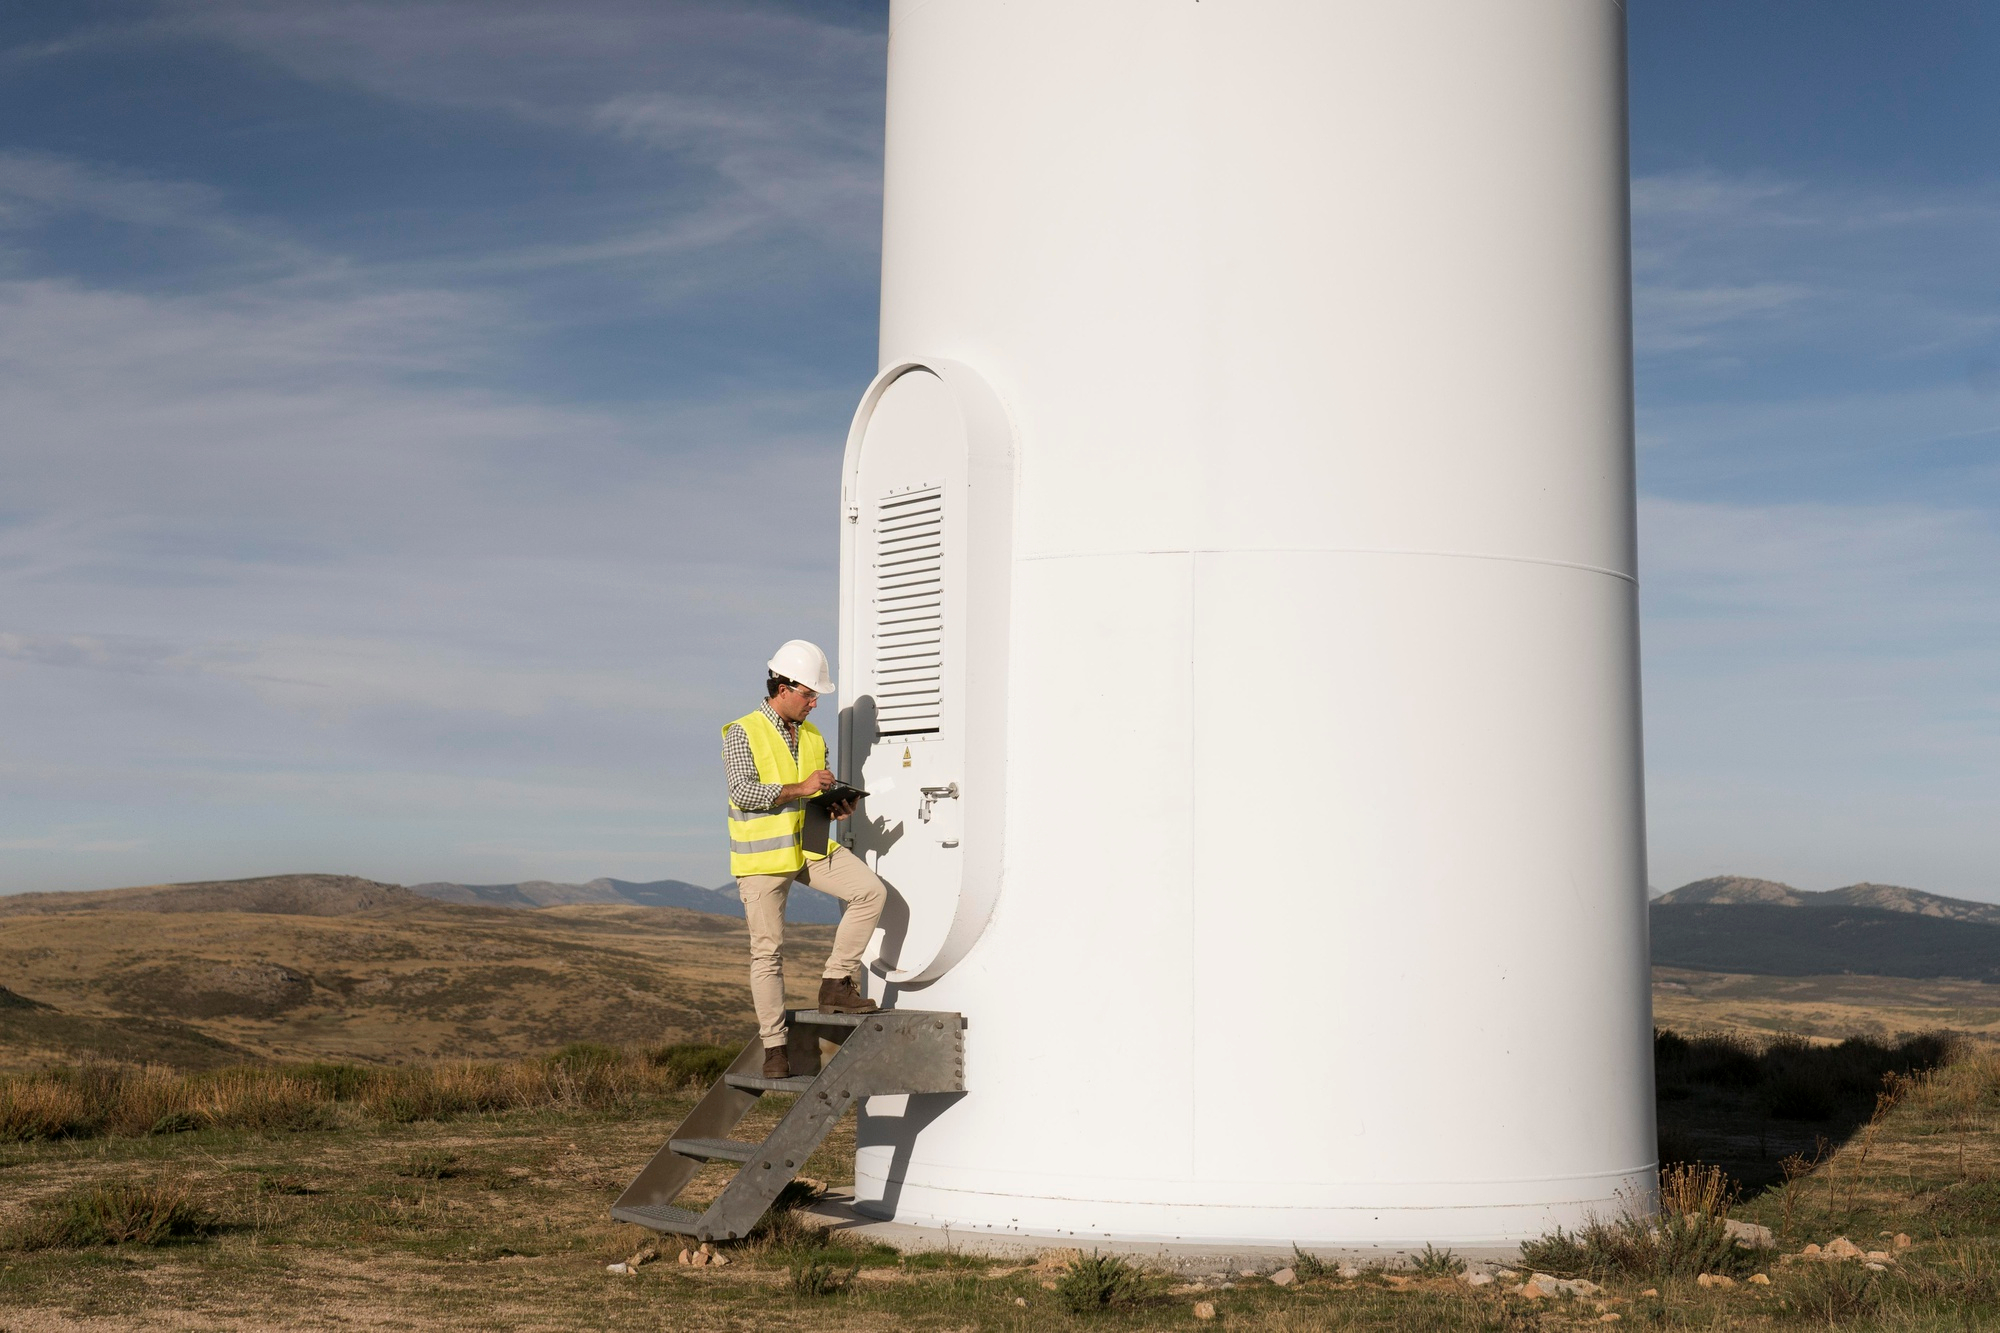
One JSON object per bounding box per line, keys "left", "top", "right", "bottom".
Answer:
{"left": 917, "top": 782, "right": 960, "bottom": 822}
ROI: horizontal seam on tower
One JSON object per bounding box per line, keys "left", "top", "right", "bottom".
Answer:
{"left": 1018, "top": 547, "right": 1637, "bottom": 585}
{"left": 880, "top": 1169, "right": 1662, "bottom": 1208}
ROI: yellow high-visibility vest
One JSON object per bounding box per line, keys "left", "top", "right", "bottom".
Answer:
{"left": 724, "top": 710, "right": 833, "bottom": 877}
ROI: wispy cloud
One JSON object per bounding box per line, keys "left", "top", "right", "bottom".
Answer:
{"left": 1632, "top": 169, "right": 2000, "bottom": 371}
{"left": 1636, "top": 280, "right": 1813, "bottom": 355}
{"left": 0, "top": 152, "right": 230, "bottom": 236}
{"left": 159, "top": 0, "right": 887, "bottom": 265}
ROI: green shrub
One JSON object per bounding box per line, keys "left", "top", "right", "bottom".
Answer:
{"left": 1518, "top": 1227, "right": 1591, "bottom": 1277}
{"left": 1410, "top": 1242, "right": 1464, "bottom": 1278}
{"left": 789, "top": 1251, "right": 860, "bottom": 1296}
{"left": 648, "top": 1042, "right": 734, "bottom": 1088}
{"left": 545, "top": 1042, "right": 623, "bottom": 1073}
{"left": 7, "top": 1180, "right": 214, "bottom": 1250}
{"left": 395, "top": 1150, "right": 460, "bottom": 1180}
{"left": 1652, "top": 1208, "right": 1753, "bottom": 1280}
{"left": 360, "top": 1063, "right": 515, "bottom": 1123}
{"left": 749, "top": 1201, "right": 819, "bottom": 1253}
{"left": 901, "top": 1250, "right": 989, "bottom": 1272}
{"left": 291, "top": 1062, "right": 371, "bottom": 1100}
{"left": 1900, "top": 1241, "right": 2000, "bottom": 1306}
{"left": 1654, "top": 1029, "right": 1762, "bottom": 1089}
{"left": 1290, "top": 1244, "right": 1337, "bottom": 1279}
{"left": 1055, "top": 1251, "right": 1150, "bottom": 1314}
{"left": 1781, "top": 1260, "right": 1881, "bottom": 1321}
{"left": 1923, "top": 1181, "right": 2000, "bottom": 1226}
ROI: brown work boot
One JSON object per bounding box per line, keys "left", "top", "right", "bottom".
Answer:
{"left": 817, "top": 976, "right": 879, "bottom": 1015}
{"left": 762, "top": 1044, "right": 790, "bottom": 1079}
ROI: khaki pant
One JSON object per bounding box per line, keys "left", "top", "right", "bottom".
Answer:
{"left": 740, "top": 844, "right": 886, "bottom": 1048}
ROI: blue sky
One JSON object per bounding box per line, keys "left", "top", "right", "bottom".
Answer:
{"left": 1, "top": 1, "right": 1996, "bottom": 899}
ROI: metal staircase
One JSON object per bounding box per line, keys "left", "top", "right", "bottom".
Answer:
{"left": 611, "top": 1008, "right": 964, "bottom": 1241}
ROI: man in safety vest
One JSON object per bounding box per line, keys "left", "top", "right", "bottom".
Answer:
{"left": 723, "top": 639, "right": 887, "bottom": 1079}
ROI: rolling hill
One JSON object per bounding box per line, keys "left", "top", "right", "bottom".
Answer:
{"left": 0, "top": 874, "right": 835, "bottom": 1071}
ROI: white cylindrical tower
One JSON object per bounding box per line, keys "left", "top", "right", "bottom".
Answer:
{"left": 836, "top": 0, "right": 1653, "bottom": 1246}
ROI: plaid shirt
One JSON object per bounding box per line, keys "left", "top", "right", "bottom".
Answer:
{"left": 722, "top": 701, "right": 800, "bottom": 811}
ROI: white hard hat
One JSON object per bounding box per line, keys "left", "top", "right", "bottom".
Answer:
{"left": 767, "top": 639, "right": 836, "bottom": 694}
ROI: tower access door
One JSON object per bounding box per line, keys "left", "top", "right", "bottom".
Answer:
{"left": 840, "top": 363, "right": 1012, "bottom": 988}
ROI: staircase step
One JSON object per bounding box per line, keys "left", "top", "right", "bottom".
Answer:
{"left": 724, "top": 1072, "right": 818, "bottom": 1093}
{"left": 609, "top": 1203, "right": 705, "bottom": 1233}
{"left": 791, "top": 1009, "right": 873, "bottom": 1027}
{"left": 670, "top": 1137, "right": 761, "bottom": 1163}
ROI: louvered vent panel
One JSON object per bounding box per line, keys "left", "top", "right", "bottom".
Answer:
{"left": 872, "top": 486, "right": 943, "bottom": 736}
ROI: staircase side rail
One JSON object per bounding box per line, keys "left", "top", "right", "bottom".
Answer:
{"left": 612, "top": 1040, "right": 766, "bottom": 1216}
{"left": 698, "top": 1012, "right": 963, "bottom": 1239}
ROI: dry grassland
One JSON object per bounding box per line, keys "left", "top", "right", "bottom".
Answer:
{"left": 0, "top": 899, "right": 834, "bottom": 1070}
{"left": 1654, "top": 968, "right": 2000, "bottom": 1045}
{"left": 8, "top": 889, "right": 2000, "bottom": 1328}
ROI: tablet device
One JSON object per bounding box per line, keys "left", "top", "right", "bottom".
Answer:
{"left": 816, "top": 781, "right": 869, "bottom": 806}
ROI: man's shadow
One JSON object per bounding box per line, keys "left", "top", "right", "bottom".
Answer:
{"left": 844, "top": 694, "right": 919, "bottom": 978}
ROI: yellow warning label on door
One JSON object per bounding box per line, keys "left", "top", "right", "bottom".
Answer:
{"left": 902, "top": 748, "right": 912, "bottom": 768}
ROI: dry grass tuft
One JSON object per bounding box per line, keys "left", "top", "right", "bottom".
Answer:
{"left": 1521, "top": 1160, "right": 1761, "bottom": 1282}
{"left": 189, "top": 1070, "right": 332, "bottom": 1131}
{"left": 1659, "top": 1161, "right": 1735, "bottom": 1218}
{"left": 0, "top": 1078, "right": 95, "bottom": 1141}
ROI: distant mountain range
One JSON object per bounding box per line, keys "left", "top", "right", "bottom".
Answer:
{"left": 406, "top": 876, "right": 842, "bottom": 924}
{"left": 1656, "top": 875, "right": 2000, "bottom": 924}
{"left": 1652, "top": 876, "right": 2000, "bottom": 983}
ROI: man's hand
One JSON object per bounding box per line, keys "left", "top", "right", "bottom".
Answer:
{"left": 827, "top": 798, "right": 857, "bottom": 820}
{"left": 778, "top": 769, "right": 836, "bottom": 802}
